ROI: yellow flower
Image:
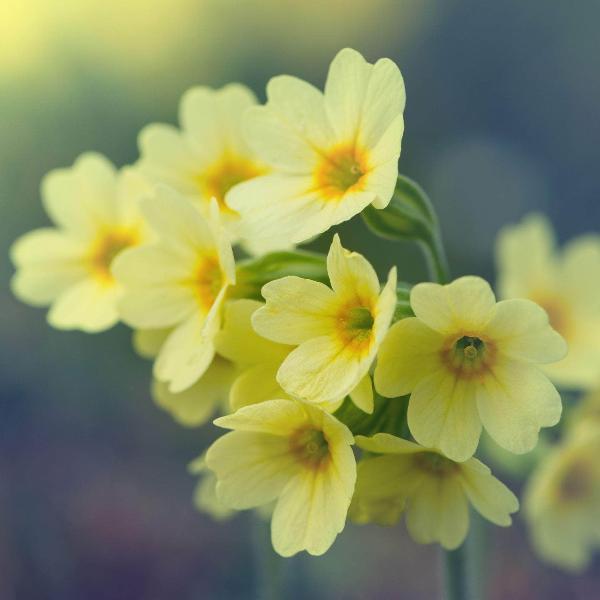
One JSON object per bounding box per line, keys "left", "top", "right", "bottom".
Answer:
{"left": 496, "top": 213, "right": 600, "bottom": 389}
{"left": 228, "top": 47, "right": 405, "bottom": 248}
{"left": 10, "top": 153, "right": 152, "bottom": 332}
{"left": 136, "top": 84, "right": 268, "bottom": 245}
{"left": 206, "top": 399, "right": 356, "bottom": 556}
{"left": 351, "top": 434, "right": 519, "bottom": 550}
{"left": 252, "top": 234, "right": 397, "bottom": 412}
{"left": 524, "top": 426, "right": 600, "bottom": 571}
{"left": 112, "top": 187, "right": 235, "bottom": 393}
{"left": 374, "top": 276, "right": 566, "bottom": 461}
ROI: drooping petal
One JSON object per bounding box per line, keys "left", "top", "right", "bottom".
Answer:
{"left": 484, "top": 298, "right": 567, "bottom": 364}
{"left": 47, "top": 277, "right": 121, "bottom": 333}
{"left": 410, "top": 276, "right": 496, "bottom": 334}
{"left": 374, "top": 317, "right": 445, "bottom": 398}
{"left": 252, "top": 276, "right": 337, "bottom": 345}
{"left": 477, "top": 360, "right": 562, "bottom": 454}
{"left": 408, "top": 370, "right": 482, "bottom": 462}
{"left": 207, "top": 431, "right": 298, "bottom": 510}
{"left": 458, "top": 460, "right": 519, "bottom": 526}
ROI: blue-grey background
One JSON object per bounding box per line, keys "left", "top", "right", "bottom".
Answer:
{"left": 1, "top": 1, "right": 599, "bottom": 598}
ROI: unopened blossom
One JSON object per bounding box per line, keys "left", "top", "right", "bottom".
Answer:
{"left": 253, "top": 234, "right": 396, "bottom": 412}
{"left": 375, "top": 276, "right": 567, "bottom": 461}
{"left": 228, "top": 47, "right": 405, "bottom": 248}
{"left": 206, "top": 399, "right": 356, "bottom": 556}
{"left": 351, "top": 433, "right": 518, "bottom": 549}
{"left": 496, "top": 213, "right": 600, "bottom": 389}
{"left": 11, "top": 153, "right": 152, "bottom": 332}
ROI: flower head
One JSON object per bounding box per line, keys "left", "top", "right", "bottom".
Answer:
{"left": 136, "top": 84, "right": 268, "bottom": 245}
{"left": 252, "top": 234, "right": 397, "bottom": 412}
{"left": 351, "top": 434, "right": 518, "bottom": 549}
{"left": 228, "top": 47, "right": 405, "bottom": 249}
{"left": 374, "top": 276, "right": 567, "bottom": 461}
{"left": 112, "top": 187, "right": 235, "bottom": 392}
{"left": 524, "top": 426, "right": 600, "bottom": 571}
{"left": 11, "top": 153, "right": 152, "bottom": 332}
{"left": 496, "top": 213, "right": 600, "bottom": 389}
{"left": 206, "top": 399, "right": 356, "bottom": 556}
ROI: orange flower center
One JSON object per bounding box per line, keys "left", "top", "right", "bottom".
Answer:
{"left": 557, "top": 462, "right": 593, "bottom": 504}
{"left": 89, "top": 228, "right": 139, "bottom": 283}
{"left": 441, "top": 334, "right": 496, "bottom": 379}
{"left": 289, "top": 427, "right": 330, "bottom": 471}
{"left": 193, "top": 254, "right": 223, "bottom": 311}
{"left": 197, "top": 154, "right": 265, "bottom": 213}
{"left": 314, "top": 143, "right": 369, "bottom": 200}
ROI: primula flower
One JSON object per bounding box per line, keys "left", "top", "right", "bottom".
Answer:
{"left": 496, "top": 213, "right": 600, "bottom": 389}
{"left": 524, "top": 426, "right": 600, "bottom": 571}
{"left": 11, "top": 153, "right": 151, "bottom": 332}
{"left": 228, "top": 47, "right": 405, "bottom": 249}
{"left": 350, "top": 433, "right": 518, "bottom": 550}
{"left": 206, "top": 399, "right": 356, "bottom": 556}
{"left": 374, "top": 276, "right": 567, "bottom": 461}
{"left": 112, "top": 187, "right": 235, "bottom": 393}
{"left": 252, "top": 234, "right": 397, "bottom": 412}
{"left": 136, "top": 84, "right": 268, "bottom": 243}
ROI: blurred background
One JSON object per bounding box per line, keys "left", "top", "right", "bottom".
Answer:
{"left": 1, "top": 1, "right": 599, "bottom": 598}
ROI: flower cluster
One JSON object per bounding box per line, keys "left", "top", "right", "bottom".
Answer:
{"left": 12, "top": 49, "right": 571, "bottom": 559}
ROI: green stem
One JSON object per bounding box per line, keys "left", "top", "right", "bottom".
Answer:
{"left": 420, "top": 230, "right": 450, "bottom": 284}
{"left": 252, "top": 515, "right": 287, "bottom": 600}
{"left": 443, "top": 545, "right": 469, "bottom": 600}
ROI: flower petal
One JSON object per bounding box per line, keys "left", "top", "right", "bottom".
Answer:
{"left": 484, "top": 298, "right": 567, "bottom": 364}
{"left": 207, "top": 431, "right": 298, "bottom": 510}
{"left": 252, "top": 276, "right": 336, "bottom": 345}
{"left": 229, "top": 363, "right": 288, "bottom": 411}
{"left": 410, "top": 276, "right": 496, "bottom": 334}
{"left": 408, "top": 370, "right": 482, "bottom": 462}
{"left": 374, "top": 317, "right": 445, "bottom": 398}
{"left": 477, "top": 361, "right": 562, "bottom": 454}
{"left": 132, "top": 328, "right": 170, "bottom": 359}
{"left": 349, "top": 373, "right": 374, "bottom": 414}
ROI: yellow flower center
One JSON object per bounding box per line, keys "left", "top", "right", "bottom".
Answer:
{"left": 557, "top": 462, "right": 593, "bottom": 504}
{"left": 289, "top": 427, "right": 330, "bottom": 470}
{"left": 414, "top": 451, "right": 458, "bottom": 477}
{"left": 197, "top": 154, "right": 265, "bottom": 213}
{"left": 89, "top": 228, "right": 139, "bottom": 283}
{"left": 441, "top": 334, "right": 496, "bottom": 379}
{"left": 314, "top": 143, "right": 369, "bottom": 200}
{"left": 336, "top": 302, "right": 375, "bottom": 355}
{"left": 193, "top": 254, "right": 223, "bottom": 311}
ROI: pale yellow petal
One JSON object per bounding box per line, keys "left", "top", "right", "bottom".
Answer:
{"left": 349, "top": 373, "right": 374, "bottom": 414}
{"left": 193, "top": 469, "right": 235, "bottom": 521}
{"left": 132, "top": 328, "right": 170, "bottom": 359}
{"left": 207, "top": 431, "right": 298, "bottom": 510}
{"left": 153, "top": 357, "right": 235, "bottom": 426}
{"left": 214, "top": 398, "right": 309, "bottom": 436}
{"left": 271, "top": 441, "right": 355, "bottom": 556}
{"left": 410, "top": 276, "right": 496, "bottom": 334}
{"left": 458, "top": 461, "right": 519, "bottom": 526}
{"left": 216, "top": 299, "right": 290, "bottom": 366}
{"left": 229, "top": 363, "right": 287, "bottom": 411}
{"left": 405, "top": 477, "right": 469, "bottom": 550}
{"left": 326, "top": 234, "right": 380, "bottom": 300}
{"left": 408, "top": 370, "right": 482, "bottom": 462}
{"left": 252, "top": 276, "right": 336, "bottom": 345}
{"left": 355, "top": 432, "right": 422, "bottom": 455}
{"left": 477, "top": 361, "right": 562, "bottom": 454}
{"left": 374, "top": 317, "right": 444, "bottom": 398}
{"left": 365, "top": 153, "right": 400, "bottom": 209}
{"left": 48, "top": 277, "right": 120, "bottom": 333}
{"left": 276, "top": 335, "right": 361, "bottom": 404}
{"left": 10, "top": 229, "right": 87, "bottom": 305}
{"left": 484, "top": 298, "right": 567, "bottom": 364}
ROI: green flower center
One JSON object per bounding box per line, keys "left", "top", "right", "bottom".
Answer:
{"left": 346, "top": 306, "right": 375, "bottom": 330}
{"left": 289, "top": 428, "right": 330, "bottom": 469}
